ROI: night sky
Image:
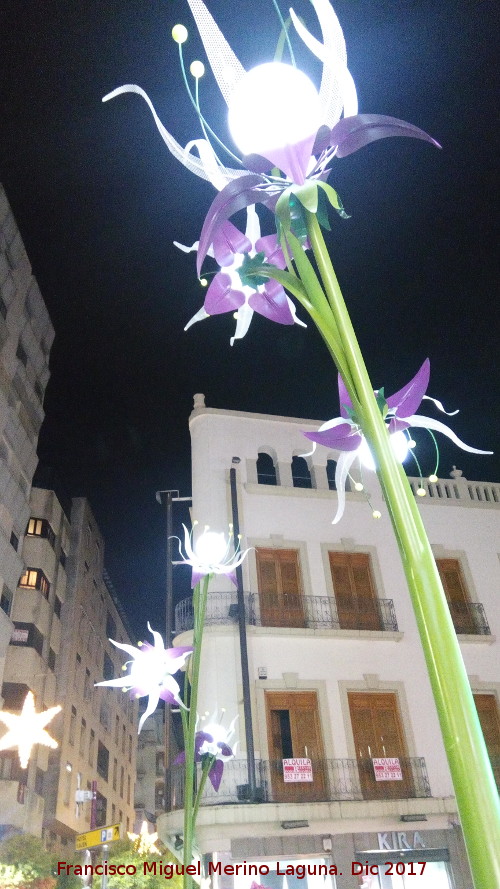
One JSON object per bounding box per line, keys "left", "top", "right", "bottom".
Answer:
{"left": 1, "top": 0, "right": 499, "bottom": 636}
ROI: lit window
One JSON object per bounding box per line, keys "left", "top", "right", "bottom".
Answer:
{"left": 27, "top": 518, "right": 55, "bottom": 547}
{"left": 19, "top": 568, "right": 50, "bottom": 599}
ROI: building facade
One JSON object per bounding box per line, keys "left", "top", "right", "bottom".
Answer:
{"left": 0, "top": 490, "right": 139, "bottom": 846}
{"left": 0, "top": 184, "right": 54, "bottom": 691}
{"left": 159, "top": 396, "right": 500, "bottom": 889}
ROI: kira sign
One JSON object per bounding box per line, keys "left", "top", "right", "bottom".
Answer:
{"left": 75, "top": 823, "right": 121, "bottom": 851}
{"left": 373, "top": 757, "right": 403, "bottom": 781}
{"left": 283, "top": 758, "right": 313, "bottom": 783}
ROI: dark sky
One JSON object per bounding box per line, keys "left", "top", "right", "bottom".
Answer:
{"left": 1, "top": 0, "right": 499, "bottom": 637}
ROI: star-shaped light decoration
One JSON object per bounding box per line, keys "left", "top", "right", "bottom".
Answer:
{"left": 127, "top": 821, "right": 161, "bottom": 856}
{"left": 0, "top": 691, "right": 61, "bottom": 769}
{"left": 95, "top": 624, "right": 193, "bottom": 733}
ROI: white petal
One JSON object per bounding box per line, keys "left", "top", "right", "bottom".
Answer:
{"left": 184, "top": 139, "right": 229, "bottom": 191}
{"left": 287, "top": 295, "right": 307, "bottom": 328}
{"left": 185, "top": 306, "right": 210, "bottom": 331}
{"left": 173, "top": 239, "right": 200, "bottom": 254}
{"left": 185, "top": 0, "right": 246, "bottom": 105}
{"left": 332, "top": 450, "right": 358, "bottom": 524}
{"left": 230, "top": 304, "right": 254, "bottom": 345}
{"left": 422, "top": 395, "right": 459, "bottom": 416}
{"left": 138, "top": 691, "right": 160, "bottom": 734}
{"left": 244, "top": 205, "right": 261, "bottom": 246}
{"left": 103, "top": 85, "right": 244, "bottom": 184}
{"left": 408, "top": 415, "right": 493, "bottom": 455}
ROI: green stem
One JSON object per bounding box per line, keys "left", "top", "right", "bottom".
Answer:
{"left": 182, "top": 573, "right": 211, "bottom": 889}
{"left": 303, "top": 212, "right": 500, "bottom": 889}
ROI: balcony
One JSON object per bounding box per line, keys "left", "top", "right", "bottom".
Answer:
{"left": 168, "top": 756, "right": 431, "bottom": 809}
{"left": 174, "top": 592, "right": 398, "bottom": 633}
{"left": 448, "top": 601, "right": 490, "bottom": 635}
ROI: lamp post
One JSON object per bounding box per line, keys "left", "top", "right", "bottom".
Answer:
{"left": 156, "top": 489, "right": 192, "bottom": 812}
{"left": 103, "top": 2, "right": 500, "bottom": 885}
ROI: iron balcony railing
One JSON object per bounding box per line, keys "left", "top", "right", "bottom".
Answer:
{"left": 447, "top": 601, "right": 491, "bottom": 635}
{"left": 174, "top": 591, "right": 399, "bottom": 633}
{"left": 168, "top": 756, "right": 431, "bottom": 809}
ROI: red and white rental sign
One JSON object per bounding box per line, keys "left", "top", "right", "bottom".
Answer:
{"left": 372, "top": 757, "right": 403, "bottom": 781}
{"left": 283, "top": 757, "right": 313, "bottom": 782}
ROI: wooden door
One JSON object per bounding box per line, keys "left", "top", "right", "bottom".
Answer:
{"left": 348, "top": 692, "right": 413, "bottom": 799}
{"left": 474, "top": 694, "right": 500, "bottom": 790}
{"left": 329, "top": 552, "right": 382, "bottom": 630}
{"left": 436, "top": 558, "right": 475, "bottom": 634}
{"left": 266, "top": 691, "right": 326, "bottom": 802}
{"left": 256, "top": 548, "right": 305, "bottom": 627}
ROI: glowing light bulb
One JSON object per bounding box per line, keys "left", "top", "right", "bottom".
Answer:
{"left": 354, "top": 482, "right": 364, "bottom": 492}
{"left": 200, "top": 278, "right": 208, "bottom": 287}
{"left": 172, "top": 24, "right": 188, "bottom": 44}
{"left": 190, "top": 61, "right": 205, "bottom": 79}
{"left": 408, "top": 438, "right": 416, "bottom": 449}
{"left": 194, "top": 530, "right": 228, "bottom": 565}
{"left": 417, "top": 487, "right": 427, "bottom": 497}
{"left": 372, "top": 510, "right": 382, "bottom": 519}
{"left": 429, "top": 474, "right": 438, "bottom": 483}
{"left": 227, "top": 63, "right": 321, "bottom": 157}
{"left": 359, "top": 430, "right": 409, "bottom": 471}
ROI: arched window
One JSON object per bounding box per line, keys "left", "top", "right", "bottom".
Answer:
{"left": 326, "top": 459, "right": 337, "bottom": 490}
{"left": 291, "top": 456, "right": 312, "bottom": 488}
{"left": 257, "top": 452, "right": 277, "bottom": 486}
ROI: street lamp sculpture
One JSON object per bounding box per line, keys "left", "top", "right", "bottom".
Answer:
{"left": 102, "top": 1, "right": 500, "bottom": 886}
{"left": 96, "top": 525, "right": 247, "bottom": 889}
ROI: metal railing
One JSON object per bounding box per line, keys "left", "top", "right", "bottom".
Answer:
{"left": 174, "top": 592, "right": 398, "bottom": 633}
{"left": 168, "top": 756, "right": 430, "bottom": 809}
{"left": 448, "top": 601, "right": 491, "bottom": 635}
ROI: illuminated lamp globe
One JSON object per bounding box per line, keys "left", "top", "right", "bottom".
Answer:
{"left": 228, "top": 63, "right": 321, "bottom": 182}
{"left": 194, "top": 530, "right": 228, "bottom": 566}
{"left": 359, "top": 430, "right": 409, "bottom": 472}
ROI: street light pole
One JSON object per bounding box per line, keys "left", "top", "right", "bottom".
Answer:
{"left": 229, "top": 459, "right": 257, "bottom": 800}
{"left": 156, "top": 490, "right": 192, "bottom": 812}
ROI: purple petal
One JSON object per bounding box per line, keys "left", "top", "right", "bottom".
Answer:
{"left": 255, "top": 234, "right": 286, "bottom": 269}
{"left": 197, "top": 174, "right": 275, "bottom": 276}
{"left": 329, "top": 114, "right": 441, "bottom": 159}
{"left": 208, "top": 759, "right": 224, "bottom": 792}
{"left": 218, "top": 743, "right": 233, "bottom": 757}
{"left": 158, "top": 688, "right": 177, "bottom": 705}
{"left": 204, "top": 274, "right": 245, "bottom": 316}
{"left": 212, "top": 221, "right": 251, "bottom": 267}
{"left": 337, "top": 374, "right": 353, "bottom": 418}
{"left": 166, "top": 646, "right": 194, "bottom": 659}
{"left": 248, "top": 280, "right": 295, "bottom": 325}
{"left": 174, "top": 751, "right": 186, "bottom": 765}
{"left": 259, "top": 133, "right": 316, "bottom": 185}
{"left": 191, "top": 568, "right": 206, "bottom": 588}
{"left": 304, "top": 423, "right": 362, "bottom": 451}
{"left": 242, "top": 154, "right": 274, "bottom": 174}
{"left": 195, "top": 732, "right": 213, "bottom": 758}
{"left": 387, "top": 359, "right": 430, "bottom": 417}
{"left": 388, "top": 417, "right": 411, "bottom": 434}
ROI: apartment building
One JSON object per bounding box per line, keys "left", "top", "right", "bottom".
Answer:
{"left": 0, "top": 487, "right": 138, "bottom": 845}
{"left": 158, "top": 395, "right": 500, "bottom": 889}
{"left": 42, "top": 497, "right": 138, "bottom": 850}
{"left": 0, "top": 184, "right": 54, "bottom": 691}
{"left": 135, "top": 708, "right": 166, "bottom": 825}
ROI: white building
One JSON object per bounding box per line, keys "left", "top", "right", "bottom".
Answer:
{"left": 0, "top": 184, "right": 53, "bottom": 707}
{"left": 158, "top": 395, "right": 500, "bottom": 889}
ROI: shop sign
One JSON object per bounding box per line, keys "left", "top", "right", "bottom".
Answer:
{"left": 283, "top": 757, "right": 313, "bottom": 782}
{"left": 373, "top": 757, "right": 403, "bottom": 780}
{"left": 378, "top": 831, "right": 426, "bottom": 850}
